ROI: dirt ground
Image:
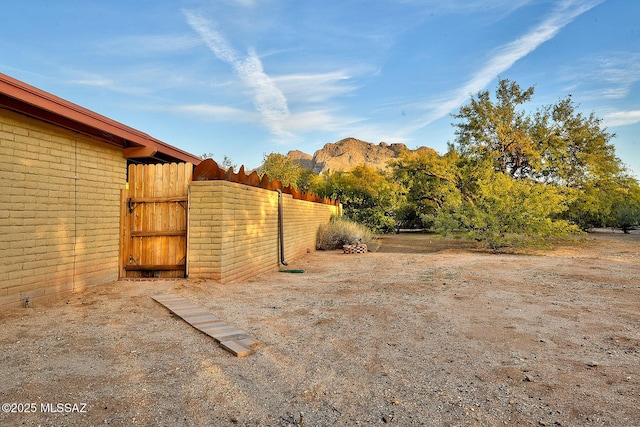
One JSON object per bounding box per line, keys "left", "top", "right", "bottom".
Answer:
{"left": 1, "top": 231, "right": 639, "bottom": 427}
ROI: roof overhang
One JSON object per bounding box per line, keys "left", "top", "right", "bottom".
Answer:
{"left": 0, "top": 73, "right": 202, "bottom": 165}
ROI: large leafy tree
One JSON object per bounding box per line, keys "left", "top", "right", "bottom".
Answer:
{"left": 530, "top": 97, "right": 632, "bottom": 228}
{"left": 435, "top": 159, "right": 579, "bottom": 250}
{"left": 390, "top": 148, "right": 461, "bottom": 230}
{"left": 394, "top": 78, "right": 640, "bottom": 249}
{"left": 312, "top": 165, "right": 398, "bottom": 233}
{"left": 611, "top": 178, "right": 640, "bottom": 233}
{"left": 260, "top": 152, "right": 303, "bottom": 188}
{"left": 531, "top": 97, "right": 619, "bottom": 185}
{"left": 296, "top": 168, "right": 322, "bottom": 193}
{"left": 392, "top": 149, "right": 580, "bottom": 250}
{"left": 453, "top": 79, "right": 538, "bottom": 179}
{"left": 452, "top": 78, "right": 636, "bottom": 231}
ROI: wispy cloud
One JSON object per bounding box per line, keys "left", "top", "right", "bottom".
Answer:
{"left": 217, "top": 0, "right": 260, "bottom": 7}
{"left": 557, "top": 52, "right": 640, "bottom": 101}
{"left": 281, "top": 109, "right": 365, "bottom": 133}
{"left": 67, "top": 71, "right": 151, "bottom": 95}
{"left": 602, "top": 59, "right": 640, "bottom": 98}
{"left": 411, "top": 0, "right": 534, "bottom": 14}
{"left": 604, "top": 110, "right": 640, "bottom": 127}
{"left": 66, "top": 65, "right": 194, "bottom": 95}
{"left": 230, "top": 0, "right": 259, "bottom": 7}
{"left": 273, "top": 71, "right": 358, "bottom": 104}
{"left": 396, "top": 0, "right": 535, "bottom": 23}
{"left": 69, "top": 77, "right": 114, "bottom": 87}
{"left": 171, "top": 104, "right": 258, "bottom": 122}
{"left": 407, "top": 0, "right": 604, "bottom": 134}
{"left": 99, "top": 34, "right": 203, "bottom": 56}
{"left": 183, "top": 10, "right": 291, "bottom": 137}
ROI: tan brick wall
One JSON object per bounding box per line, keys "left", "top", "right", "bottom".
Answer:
{"left": 0, "top": 109, "right": 126, "bottom": 306}
{"left": 188, "top": 180, "right": 339, "bottom": 283}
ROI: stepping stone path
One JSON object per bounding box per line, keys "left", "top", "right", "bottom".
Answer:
{"left": 152, "top": 294, "right": 260, "bottom": 357}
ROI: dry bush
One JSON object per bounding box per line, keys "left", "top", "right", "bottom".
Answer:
{"left": 316, "top": 217, "right": 380, "bottom": 251}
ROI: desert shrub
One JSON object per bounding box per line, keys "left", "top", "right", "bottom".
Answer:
{"left": 316, "top": 217, "right": 380, "bottom": 252}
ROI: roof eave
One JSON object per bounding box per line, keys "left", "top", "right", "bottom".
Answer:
{"left": 0, "top": 73, "right": 202, "bottom": 165}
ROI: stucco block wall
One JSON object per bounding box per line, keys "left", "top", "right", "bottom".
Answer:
{"left": 282, "top": 193, "right": 341, "bottom": 260}
{"left": 188, "top": 180, "right": 339, "bottom": 283}
{"left": 0, "top": 109, "right": 126, "bottom": 306}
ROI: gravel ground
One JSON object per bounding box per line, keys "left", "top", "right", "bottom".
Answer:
{"left": 1, "top": 231, "right": 639, "bottom": 426}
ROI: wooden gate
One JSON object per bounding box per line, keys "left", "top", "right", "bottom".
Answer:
{"left": 120, "top": 163, "right": 192, "bottom": 278}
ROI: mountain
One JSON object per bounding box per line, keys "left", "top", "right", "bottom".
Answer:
{"left": 286, "top": 150, "right": 314, "bottom": 170}
{"left": 288, "top": 137, "right": 434, "bottom": 174}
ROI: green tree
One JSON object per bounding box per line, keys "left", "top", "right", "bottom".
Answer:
{"left": 434, "top": 160, "right": 579, "bottom": 250}
{"left": 453, "top": 79, "right": 538, "bottom": 178}
{"left": 452, "top": 78, "right": 636, "bottom": 231}
{"left": 530, "top": 97, "right": 630, "bottom": 228}
{"left": 611, "top": 177, "right": 640, "bottom": 233}
{"left": 390, "top": 148, "right": 461, "bottom": 230}
{"left": 296, "top": 168, "right": 322, "bottom": 193}
{"left": 393, "top": 78, "right": 614, "bottom": 249}
{"left": 260, "top": 152, "right": 303, "bottom": 188}
{"left": 312, "top": 165, "right": 398, "bottom": 233}
{"left": 391, "top": 147, "right": 580, "bottom": 250}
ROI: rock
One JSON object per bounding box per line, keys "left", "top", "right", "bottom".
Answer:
{"left": 282, "top": 137, "right": 435, "bottom": 174}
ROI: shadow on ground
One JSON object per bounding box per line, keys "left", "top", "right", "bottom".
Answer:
{"left": 377, "top": 232, "right": 481, "bottom": 254}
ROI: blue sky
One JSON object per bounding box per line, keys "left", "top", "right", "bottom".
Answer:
{"left": 2, "top": 0, "right": 639, "bottom": 176}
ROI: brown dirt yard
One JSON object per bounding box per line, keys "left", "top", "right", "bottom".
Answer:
{"left": 1, "top": 232, "right": 639, "bottom": 427}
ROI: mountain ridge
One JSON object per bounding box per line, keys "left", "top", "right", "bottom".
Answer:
{"left": 287, "top": 137, "right": 434, "bottom": 174}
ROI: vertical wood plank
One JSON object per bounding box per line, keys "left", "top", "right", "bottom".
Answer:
{"left": 141, "top": 164, "right": 151, "bottom": 267}
{"left": 167, "top": 163, "right": 177, "bottom": 272}
{"left": 119, "top": 187, "right": 128, "bottom": 278}
{"left": 160, "top": 164, "right": 169, "bottom": 268}
{"left": 154, "top": 164, "right": 163, "bottom": 268}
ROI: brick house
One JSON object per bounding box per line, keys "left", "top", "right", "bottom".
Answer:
{"left": 0, "top": 73, "right": 202, "bottom": 307}
{"left": 1, "top": 73, "right": 341, "bottom": 308}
